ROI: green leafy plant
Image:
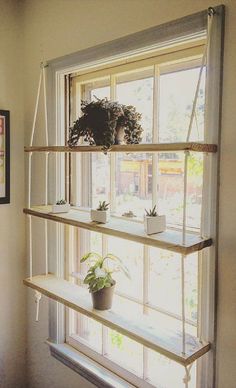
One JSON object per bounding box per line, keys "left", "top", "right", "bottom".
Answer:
{"left": 81, "top": 252, "right": 130, "bottom": 293}
{"left": 97, "top": 201, "right": 109, "bottom": 211}
{"left": 145, "top": 205, "right": 158, "bottom": 217}
{"left": 56, "top": 199, "right": 67, "bottom": 205}
{"left": 68, "top": 97, "right": 143, "bottom": 152}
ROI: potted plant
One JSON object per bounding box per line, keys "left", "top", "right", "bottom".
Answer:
{"left": 144, "top": 205, "right": 166, "bottom": 235}
{"left": 81, "top": 252, "right": 130, "bottom": 310}
{"left": 52, "top": 199, "right": 70, "bottom": 213}
{"left": 91, "top": 201, "right": 110, "bottom": 223}
{"left": 68, "top": 97, "right": 143, "bottom": 153}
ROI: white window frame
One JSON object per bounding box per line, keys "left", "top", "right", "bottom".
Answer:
{"left": 45, "top": 6, "right": 224, "bottom": 388}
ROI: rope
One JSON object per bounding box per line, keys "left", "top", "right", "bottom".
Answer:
{"left": 42, "top": 65, "right": 49, "bottom": 146}
{"left": 183, "top": 364, "right": 193, "bottom": 388}
{"left": 180, "top": 8, "right": 215, "bottom": 373}
{"left": 42, "top": 64, "right": 49, "bottom": 274}
{"left": 28, "top": 63, "right": 49, "bottom": 278}
{"left": 182, "top": 150, "right": 189, "bottom": 245}
{"left": 181, "top": 254, "right": 186, "bottom": 355}
{"left": 29, "top": 216, "right": 33, "bottom": 280}
{"left": 30, "top": 70, "right": 42, "bottom": 147}
{"left": 186, "top": 8, "right": 214, "bottom": 142}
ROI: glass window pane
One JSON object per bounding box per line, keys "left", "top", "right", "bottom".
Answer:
{"left": 107, "top": 236, "right": 143, "bottom": 301}
{"left": 104, "top": 298, "right": 143, "bottom": 377}
{"left": 157, "top": 152, "right": 184, "bottom": 226}
{"left": 115, "top": 152, "right": 152, "bottom": 218}
{"left": 116, "top": 69, "right": 153, "bottom": 143}
{"left": 187, "top": 153, "right": 203, "bottom": 229}
{"left": 91, "top": 153, "right": 110, "bottom": 208}
{"left": 78, "top": 231, "right": 102, "bottom": 282}
{"left": 73, "top": 312, "right": 103, "bottom": 353}
{"left": 149, "top": 248, "right": 198, "bottom": 324}
{"left": 83, "top": 78, "right": 110, "bottom": 101}
{"left": 159, "top": 66, "right": 205, "bottom": 142}
{"left": 105, "top": 329, "right": 143, "bottom": 377}
{"left": 157, "top": 152, "right": 203, "bottom": 229}
{"left": 146, "top": 348, "right": 196, "bottom": 388}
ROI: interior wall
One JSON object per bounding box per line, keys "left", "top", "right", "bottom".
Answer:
{"left": 23, "top": 1, "right": 236, "bottom": 388}
{"left": 0, "top": 1, "right": 26, "bottom": 387}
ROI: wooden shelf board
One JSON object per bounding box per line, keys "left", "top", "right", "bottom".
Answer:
{"left": 23, "top": 206, "right": 212, "bottom": 255}
{"left": 24, "top": 142, "right": 217, "bottom": 153}
{"left": 24, "top": 274, "right": 210, "bottom": 366}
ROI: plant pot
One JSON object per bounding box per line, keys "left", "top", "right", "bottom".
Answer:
{"left": 91, "top": 209, "right": 110, "bottom": 223}
{"left": 144, "top": 215, "right": 166, "bottom": 235}
{"left": 52, "top": 203, "right": 70, "bottom": 213}
{"left": 91, "top": 282, "right": 116, "bottom": 310}
{"left": 115, "top": 125, "right": 125, "bottom": 145}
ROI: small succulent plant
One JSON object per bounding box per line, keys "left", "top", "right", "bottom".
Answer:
{"left": 56, "top": 199, "right": 67, "bottom": 205}
{"left": 145, "top": 205, "right": 158, "bottom": 217}
{"left": 97, "top": 201, "right": 109, "bottom": 211}
{"left": 122, "top": 210, "right": 137, "bottom": 218}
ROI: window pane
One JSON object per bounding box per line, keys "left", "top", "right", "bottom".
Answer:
{"left": 91, "top": 153, "right": 110, "bottom": 207}
{"left": 73, "top": 313, "right": 103, "bottom": 353}
{"left": 115, "top": 153, "right": 152, "bottom": 218}
{"left": 107, "top": 236, "right": 143, "bottom": 301}
{"left": 159, "top": 66, "right": 205, "bottom": 142}
{"left": 187, "top": 153, "right": 203, "bottom": 229}
{"left": 105, "top": 329, "right": 143, "bottom": 377}
{"left": 146, "top": 349, "right": 196, "bottom": 388}
{"left": 104, "top": 298, "right": 143, "bottom": 377}
{"left": 157, "top": 152, "right": 203, "bottom": 229}
{"left": 116, "top": 69, "right": 153, "bottom": 143}
{"left": 149, "top": 248, "right": 198, "bottom": 324}
{"left": 157, "top": 152, "right": 184, "bottom": 226}
{"left": 83, "top": 78, "right": 110, "bottom": 101}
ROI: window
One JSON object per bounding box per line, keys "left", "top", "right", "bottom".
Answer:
{"left": 66, "top": 45, "right": 205, "bottom": 388}
{"left": 45, "top": 7, "right": 223, "bottom": 388}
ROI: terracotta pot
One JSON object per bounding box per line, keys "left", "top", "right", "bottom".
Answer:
{"left": 91, "top": 281, "right": 116, "bottom": 310}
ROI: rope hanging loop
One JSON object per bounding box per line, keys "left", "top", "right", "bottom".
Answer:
{"left": 35, "top": 291, "right": 42, "bottom": 322}
{"left": 40, "top": 61, "right": 49, "bottom": 69}
{"left": 207, "top": 6, "right": 216, "bottom": 17}
{"left": 183, "top": 364, "right": 193, "bottom": 388}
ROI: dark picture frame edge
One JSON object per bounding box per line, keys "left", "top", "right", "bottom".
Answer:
{"left": 0, "top": 110, "right": 10, "bottom": 204}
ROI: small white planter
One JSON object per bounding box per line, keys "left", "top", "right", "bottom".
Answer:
{"left": 144, "top": 215, "right": 166, "bottom": 235}
{"left": 52, "top": 203, "right": 70, "bottom": 213}
{"left": 91, "top": 209, "right": 110, "bottom": 224}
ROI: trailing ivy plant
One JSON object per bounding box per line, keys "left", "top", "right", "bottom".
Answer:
{"left": 81, "top": 252, "right": 130, "bottom": 293}
{"left": 68, "top": 97, "right": 143, "bottom": 152}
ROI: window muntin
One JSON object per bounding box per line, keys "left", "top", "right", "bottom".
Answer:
{"left": 68, "top": 230, "right": 198, "bottom": 388}
{"left": 72, "top": 51, "right": 205, "bottom": 229}
{"left": 67, "top": 45, "right": 206, "bottom": 388}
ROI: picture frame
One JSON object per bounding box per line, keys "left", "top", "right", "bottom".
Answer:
{"left": 0, "top": 110, "right": 10, "bottom": 204}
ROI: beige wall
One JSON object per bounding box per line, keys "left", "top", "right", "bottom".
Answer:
{"left": 0, "top": 1, "right": 26, "bottom": 387}
{"left": 22, "top": 1, "right": 235, "bottom": 387}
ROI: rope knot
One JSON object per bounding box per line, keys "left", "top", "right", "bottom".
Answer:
{"left": 208, "top": 7, "right": 216, "bottom": 17}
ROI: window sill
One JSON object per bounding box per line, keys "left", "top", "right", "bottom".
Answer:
{"left": 47, "top": 340, "right": 135, "bottom": 388}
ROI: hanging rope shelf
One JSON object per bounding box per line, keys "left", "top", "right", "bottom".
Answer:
{"left": 24, "top": 7, "right": 218, "bottom": 387}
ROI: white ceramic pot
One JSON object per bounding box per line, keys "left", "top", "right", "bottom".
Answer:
{"left": 144, "top": 215, "right": 166, "bottom": 235}
{"left": 52, "top": 203, "right": 70, "bottom": 213}
{"left": 91, "top": 209, "right": 110, "bottom": 223}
